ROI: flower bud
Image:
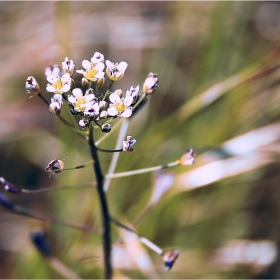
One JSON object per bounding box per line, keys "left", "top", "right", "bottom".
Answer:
{"left": 61, "top": 57, "right": 75, "bottom": 76}
{"left": 105, "top": 60, "right": 128, "bottom": 81}
{"left": 180, "top": 148, "right": 196, "bottom": 166}
{"left": 143, "top": 72, "right": 158, "bottom": 95}
{"left": 162, "top": 250, "right": 179, "bottom": 270}
{"left": 99, "top": 111, "right": 108, "bottom": 119}
{"left": 123, "top": 136, "right": 136, "bottom": 152}
{"left": 91, "top": 52, "right": 105, "bottom": 64}
{"left": 0, "top": 177, "right": 22, "bottom": 193}
{"left": 101, "top": 123, "right": 111, "bottom": 133}
{"left": 31, "top": 230, "right": 52, "bottom": 257}
{"left": 45, "top": 159, "right": 64, "bottom": 177}
{"left": 81, "top": 78, "right": 90, "bottom": 89}
{"left": 45, "top": 64, "right": 62, "bottom": 77}
{"left": 26, "top": 76, "right": 40, "bottom": 97}
{"left": 49, "top": 94, "right": 63, "bottom": 115}
{"left": 99, "top": 101, "right": 107, "bottom": 109}
{"left": 96, "top": 77, "right": 105, "bottom": 88}
{"left": 79, "top": 119, "right": 89, "bottom": 128}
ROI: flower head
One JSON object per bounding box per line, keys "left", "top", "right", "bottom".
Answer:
{"left": 126, "top": 85, "right": 140, "bottom": 105}
{"left": 180, "top": 148, "right": 196, "bottom": 166}
{"left": 91, "top": 52, "right": 105, "bottom": 64}
{"left": 84, "top": 102, "right": 100, "bottom": 121}
{"left": 76, "top": 60, "right": 105, "bottom": 82}
{"left": 105, "top": 60, "right": 128, "bottom": 81}
{"left": 45, "top": 159, "right": 64, "bottom": 177}
{"left": 26, "top": 76, "right": 40, "bottom": 97}
{"left": 143, "top": 72, "right": 158, "bottom": 95}
{"left": 46, "top": 73, "right": 72, "bottom": 94}
{"left": 49, "top": 94, "right": 63, "bottom": 115}
{"left": 62, "top": 57, "right": 75, "bottom": 76}
{"left": 123, "top": 136, "right": 136, "bottom": 152}
{"left": 107, "top": 90, "right": 133, "bottom": 118}
{"left": 45, "top": 64, "right": 62, "bottom": 77}
{"left": 68, "top": 88, "right": 95, "bottom": 113}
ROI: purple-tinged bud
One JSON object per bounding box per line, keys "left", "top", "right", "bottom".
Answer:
{"left": 162, "top": 249, "right": 179, "bottom": 270}
{"left": 101, "top": 123, "right": 111, "bottom": 133}
{"left": 45, "top": 159, "right": 64, "bottom": 177}
{"left": 143, "top": 72, "right": 158, "bottom": 95}
{"left": 31, "top": 230, "right": 52, "bottom": 257}
{"left": 123, "top": 136, "right": 136, "bottom": 152}
{"left": 180, "top": 148, "right": 196, "bottom": 166}
{"left": 26, "top": 76, "right": 40, "bottom": 97}
{"left": 0, "top": 177, "right": 22, "bottom": 194}
{"left": 0, "top": 190, "right": 14, "bottom": 210}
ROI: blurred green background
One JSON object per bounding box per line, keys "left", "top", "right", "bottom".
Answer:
{"left": 1, "top": 1, "right": 280, "bottom": 278}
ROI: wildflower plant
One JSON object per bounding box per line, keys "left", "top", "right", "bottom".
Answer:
{"left": 0, "top": 51, "right": 195, "bottom": 279}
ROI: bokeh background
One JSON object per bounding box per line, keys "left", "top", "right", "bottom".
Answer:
{"left": 1, "top": 1, "right": 280, "bottom": 278}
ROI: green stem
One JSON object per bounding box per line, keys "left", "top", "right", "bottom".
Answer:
{"left": 64, "top": 160, "right": 94, "bottom": 171}
{"left": 105, "top": 160, "right": 180, "bottom": 179}
{"left": 57, "top": 115, "right": 89, "bottom": 136}
{"left": 88, "top": 124, "right": 112, "bottom": 279}
{"left": 133, "top": 93, "right": 147, "bottom": 111}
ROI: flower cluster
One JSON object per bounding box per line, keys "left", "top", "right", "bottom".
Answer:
{"left": 26, "top": 52, "right": 156, "bottom": 132}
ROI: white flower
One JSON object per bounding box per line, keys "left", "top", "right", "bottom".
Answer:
{"left": 62, "top": 57, "right": 75, "bottom": 76}
{"left": 26, "top": 76, "right": 40, "bottom": 97}
{"left": 91, "top": 52, "right": 105, "bottom": 64}
{"left": 79, "top": 119, "right": 89, "bottom": 128}
{"left": 179, "top": 149, "right": 195, "bottom": 166}
{"left": 76, "top": 60, "right": 105, "bottom": 82}
{"left": 45, "top": 64, "right": 62, "bottom": 77}
{"left": 107, "top": 90, "right": 133, "bottom": 118}
{"left": 84, "top": 102, "right": 100, "bottom": 121}
{"left": 122, "top": 136, "right": 136, "bottom": 152}
{"left": 68, "top": 88, "right": 95, "bottom": 113}
{"left": 105, "top": 60, "right": 128, "bottom": 81}
{"left": 49, "top": 94, "right": 63, "bottom": 115}
{"left": 143, "top": 72, "right": 158, "bottom": 95}
{"left": 46, "top": 73, "right": 72, "bottom": 94}
{"left": 126, "top": 85, "right": 140, "bottom": 104}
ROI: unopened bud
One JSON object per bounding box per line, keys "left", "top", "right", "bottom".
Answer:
{"left": 100, "top": 111, "right": 108, "bottom": 119}
{"left": 45, "top": 64, "right": 62, "bottom": 77}
{"left": 180, "top": 149, "right": 195, "bottom": 166}
{"left": 61, "top": 57, "right": 75, "bottom": 76}
{"left": 101, "top": 123, "right": 111, "bottom": 133}
{"left": 162, "top": 250, "right": 179, "bottom": 270}
{"left": 143, "top": 72, "right": 158, "bottom": 95}
{"left": 99, "top": 101, "right": 107, "bottom": 110}
{"left": 81, "top": 78, "right": 90, "bottom": 89}
{"left": 26, "top": 76, "right": 40, "bottom": 97}
{"left": 123, "top": 136, "right": 136, "bottom": 152}
{"left": 49, "top": 94, "right": 63, "bottom": 115}
{"left": 45, "top": 159, "right": 64, "bottom": 177}
{"left": 97, "top": 77, "right": 105, "bottom": 88}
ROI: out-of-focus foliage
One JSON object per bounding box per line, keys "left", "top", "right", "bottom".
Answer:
{"left": 1, "top": 1, "right": 280, "bottom": 278}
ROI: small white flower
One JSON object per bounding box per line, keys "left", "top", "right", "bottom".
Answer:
{"left": 68, "top": 88, "right": 95, "bottom": 113}
{"left": 62, "top": 57, "right": 75, "bottom": 76}
{"left": 45, "top": 64, "right": 62, "bottom": 77}
{"left": 126, "top": 85, "right": 140, "bottom": 104}
{"left": 91, "top": 52, "right": 105, "bottom": 64}
{"left": 107, "top": 90, "right": 133, "bottom": 118}
{"left": 84, "top": 102, "right": 100, "bottom": 121}
{"left": 79, "top": 119, "right": 89, "bottom": 128}
{"left": 143, "top": 72, "right": 158, "bottom": 95}
{"left": 123, "top": 136, "right": 136, "bottom": 152}
{"left": 26, "top": 76, "right": 40, "bottom": 97}
{"left": 49, "top": 94, "right": 63, "bottom": 115}
{"left": 105, "top": 60, "right": 128, "bottom": 81}
{"left": 180, "top": 149, "right": 195, "bottom": 166}
{"left": 46, "top": 73, "right": 72, "bottom": 94}
{"left": 76, "top": 60, "right": 105, "bottom": 82}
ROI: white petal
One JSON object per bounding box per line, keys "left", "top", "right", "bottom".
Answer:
{"left": 82, "top": 60, "right": 91, "bottom": 70}
{"left": 72, "top": 88, "right": 83, "bottom": 98}
{"left": 118, "top": 62, "right": 128, "bottom": 72}
{"left": 68, "top": 95, "right": 76, "bottom": 104}
{"left": 109, "top": 93, "right": 120, "bottom": 103}
{"left": 95, "top": 71, "right": 105, "bottom": 79}
{"left": 61, "top": 84, "right": 70, "bottom": 93}
{"left": 95, "top": 62, "right": 105, "bottom": 71}
{"left": 85, "top": 94, "right": 95, "bottom": 102}
{"left": 124, "top": 96, "right": 133, "bottom": 106}
{"left": 46, "top": 84, "right": 55, "bottom": 92}
{"left": 47, "top": 75, "right": 56, "bottom": 83}
{"left": 121, "top": 109, "right": 132, "bottom": 118}
{"left": 76, "top": 69, "right": 85, "bottom": 75}
{"left": 105, "top": 60, "right": 114, "bottom": 70}
{"left": 61, "top": 73, "right": 71, "bottom": 83}
{"left": 108, "top": 107, "right": 118, "bottom": 116}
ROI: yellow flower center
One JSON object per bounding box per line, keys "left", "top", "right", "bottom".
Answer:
{"left": 115, "top": 99, "right": 125, "bottom": 112}
{"left": 54, "top": 78, "right": 63, "bottom": 90}
{"left": 76, "top": 97, "right": 86, "bottom": 111}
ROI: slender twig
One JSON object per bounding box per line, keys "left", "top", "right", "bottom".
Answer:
{"left": 38, "top": 92, "right": 50, "bottom": 105}
{"left": 64, "top": 160, "right": 94, "bottom": 171}
{"left": 105, "top": 160, "right": 180, "bottom": 179}
{"left": 88, "top": 124, "right": 112, "bottom": 279}
{"left": 133, "top": 93, "right": 147, "bottom": 111}
{"left": 96, "top": 147, "right": 123, "bottom": 153}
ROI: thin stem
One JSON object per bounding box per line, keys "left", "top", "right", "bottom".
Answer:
{"left": 57, "top": 115, "right": 89, "bottom": 136}
{"left": 96, "top": 147, "right": 123, "bottom": 153}
{"left": 38, "top": 92, "right": 50, "bottom": 105}
{"left": 105, "top": 160, "right": 180, "bottom": 179}
{"left": 88, "top": 124, "right": 112, "bottom": 279}
{"left": 21, "top": 183, "right": 95, "bottom": 194}
{"left": 133, "top": 93, "right": 147, "bottom": 111}
{"left": 63, "top": 160, "right": 94, "bottom": 171}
